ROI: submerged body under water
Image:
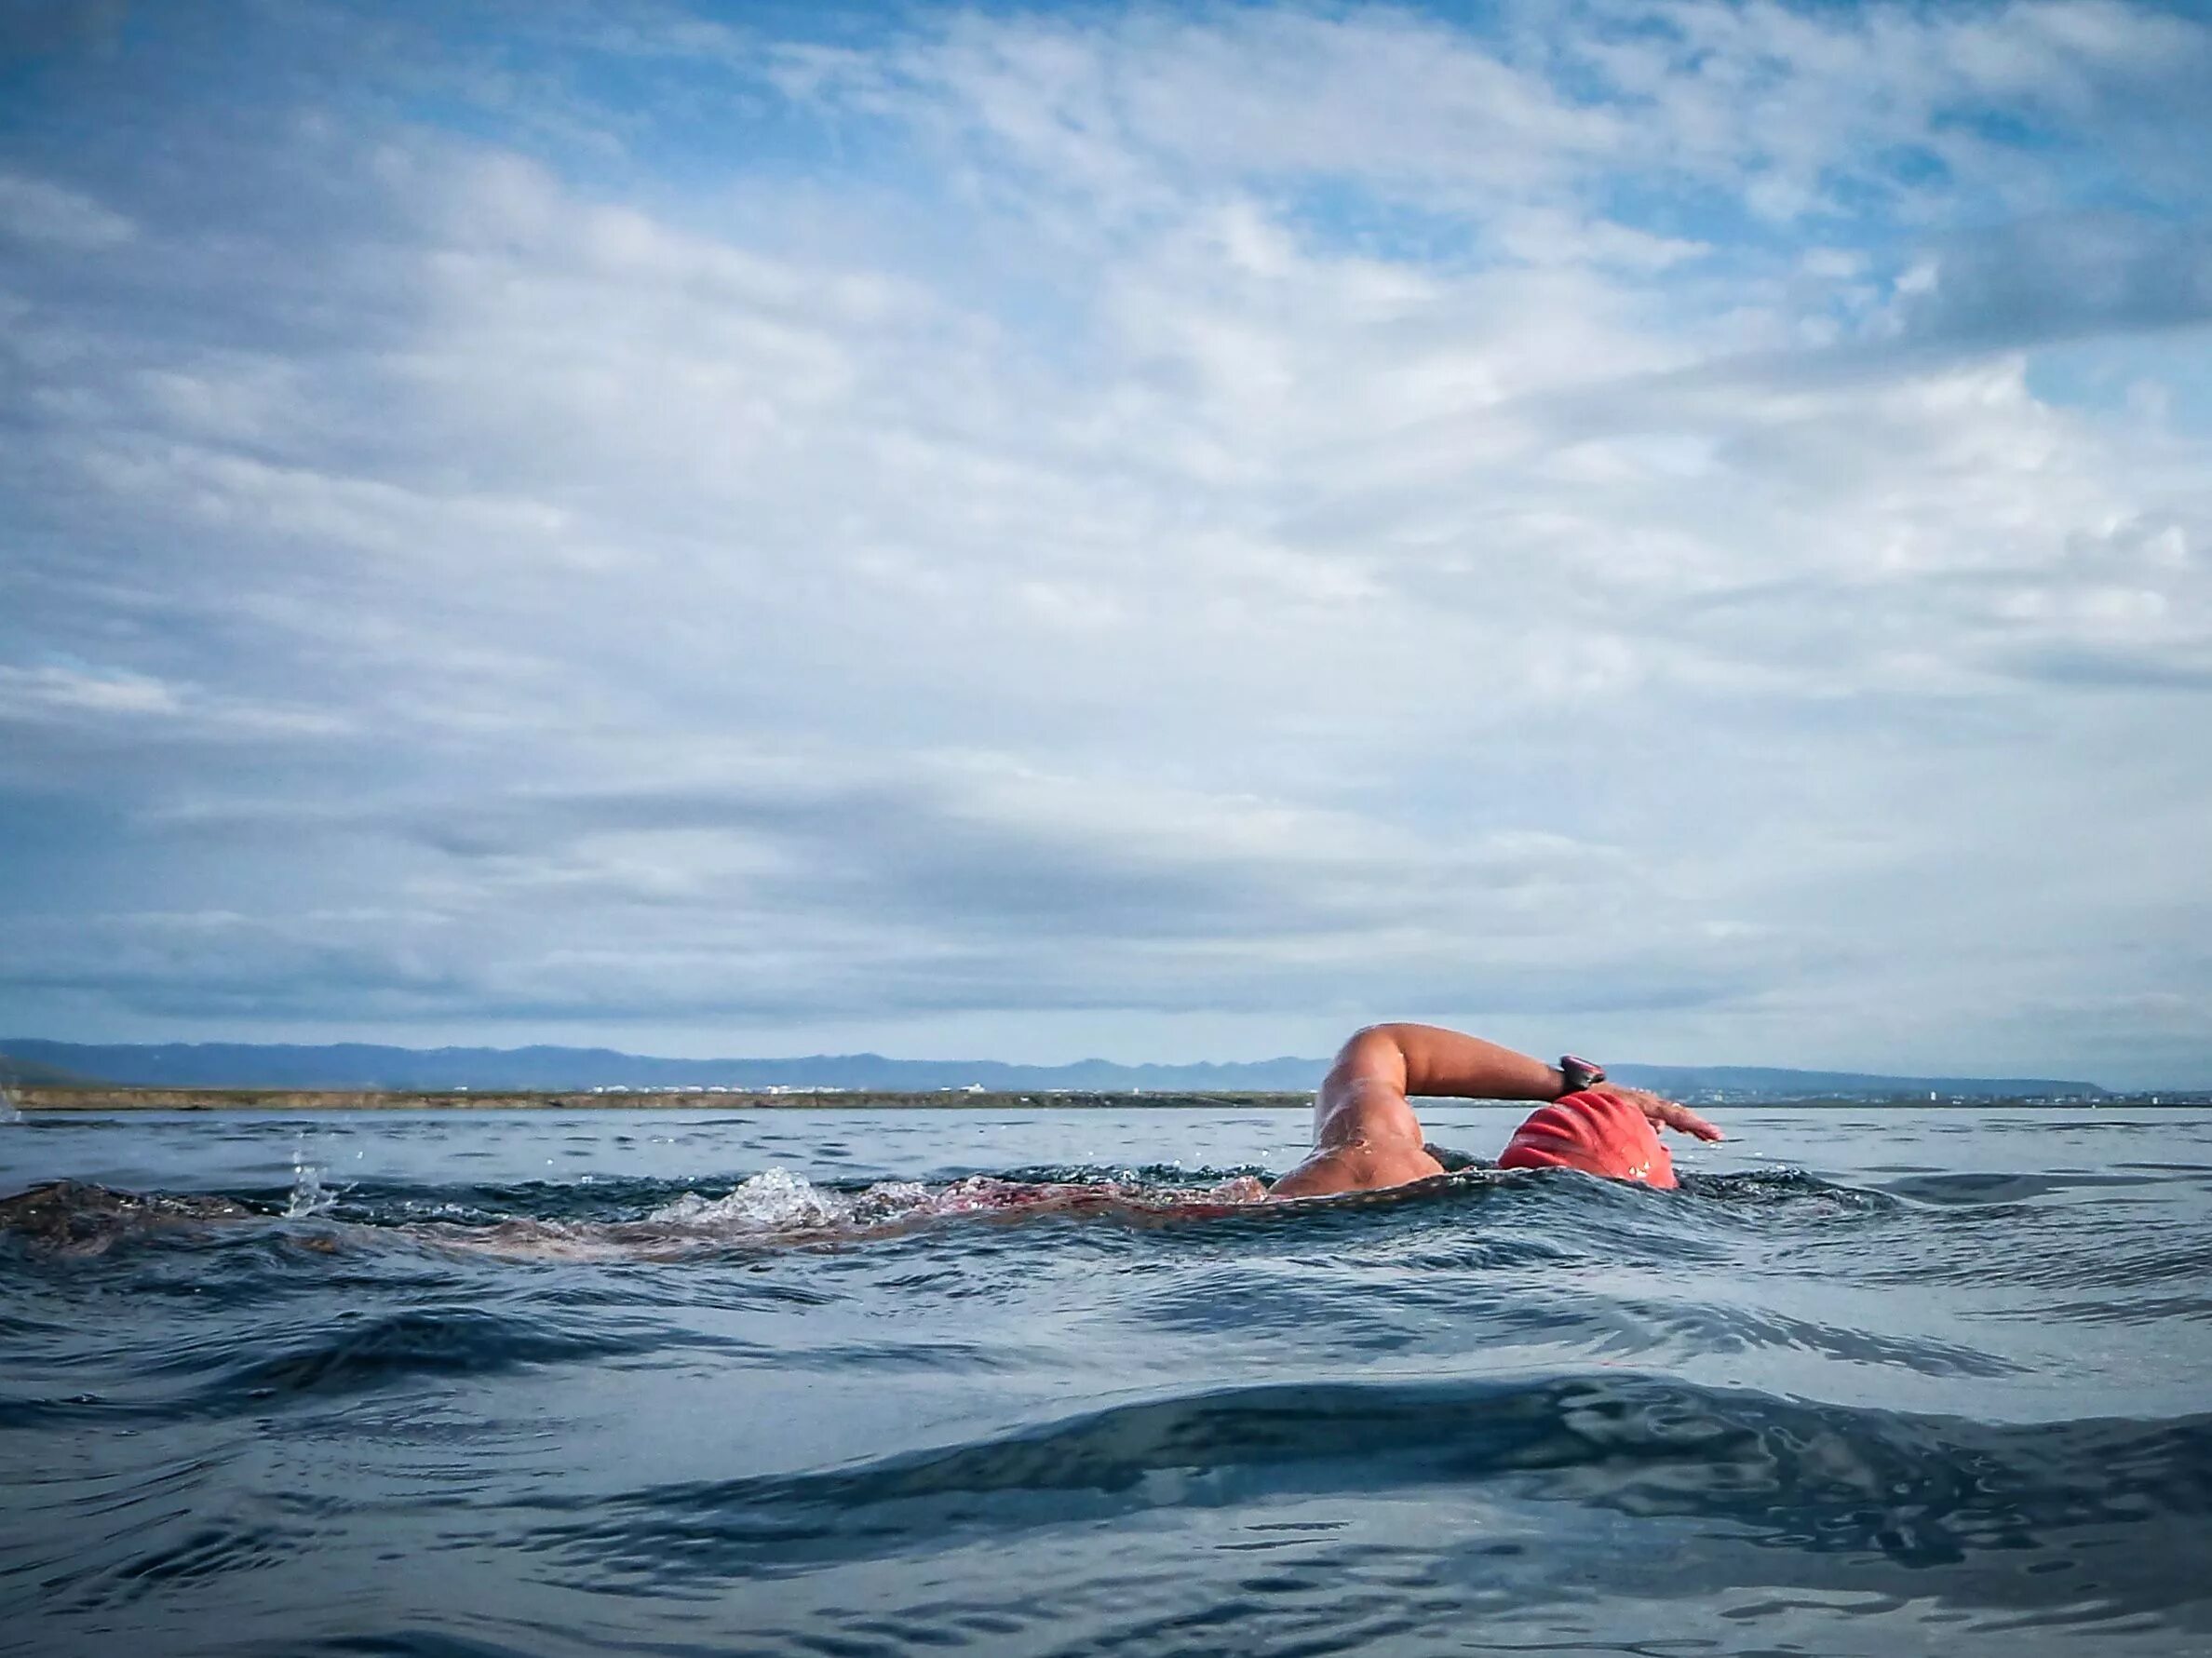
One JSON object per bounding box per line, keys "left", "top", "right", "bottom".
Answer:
{"left": 3, "top": 1104, "right": 2209, "bottom": 1657}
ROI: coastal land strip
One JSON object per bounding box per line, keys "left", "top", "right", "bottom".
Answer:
{"left": 8, "top": 1086, "right": 1317, "bottom": 1112}
{"left": 7, "top": 1087, "right": 2195, "bottom": 1112}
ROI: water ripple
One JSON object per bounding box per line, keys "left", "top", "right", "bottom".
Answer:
{"left": 517, "top": 1371, "right": 2212, "bottom": 1583}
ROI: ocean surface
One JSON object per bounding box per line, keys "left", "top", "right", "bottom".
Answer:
{"left": 3, "top": 1103, "right": 2209, "bottom": 1657}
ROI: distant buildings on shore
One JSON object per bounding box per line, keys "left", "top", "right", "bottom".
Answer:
{"left": 582, "top": 1081, "right": 995, "bottom": 1095}
{"left": 586, "top": 1083, "right": 856, "bottom": 1095}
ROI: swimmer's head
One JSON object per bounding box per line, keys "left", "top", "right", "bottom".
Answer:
{"left": 1498, "top": 1090, "right": 1676, "bottom": 1188}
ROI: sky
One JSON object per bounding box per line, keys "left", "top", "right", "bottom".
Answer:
{"left": 1, "top": 0, "right": 2209, "bottom": 1085}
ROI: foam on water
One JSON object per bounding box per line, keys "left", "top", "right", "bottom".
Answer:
{"left": 640, "top": 1166, "right": 1272, "bottom": 1239}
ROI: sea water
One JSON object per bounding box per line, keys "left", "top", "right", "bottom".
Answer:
{"left": 3, "top": 1104, "right": 2209, "bottom": 1656}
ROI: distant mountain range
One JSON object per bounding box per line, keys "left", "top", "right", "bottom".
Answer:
{"left": 0, "top": 1039, "right": 2105, "bottom": 1099}
{"left": 0, "top": 1050, "right": 103, "bottom": 1088}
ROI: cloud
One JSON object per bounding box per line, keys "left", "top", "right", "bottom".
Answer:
{"left": 0, "top": 169, "right": 134, "bottom": 249}
{"left": 0, "top": 663, "right": 182, "bottom": 718}
{"left": 106, "top": 753, "right": 1692, "bottom": 1018}
{"left": 1896, "top": 212, "right": 2212, "bottom": 347}
{"left": 1, "top": 0, "right": 2209, "bottom": 1082}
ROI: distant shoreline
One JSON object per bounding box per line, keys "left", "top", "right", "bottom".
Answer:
{"left": 8, "top": 1086, "right": 1314, "bottom": 1112}
{"left": 6, "top": 1086, "right": 2201, "bottom": 1112}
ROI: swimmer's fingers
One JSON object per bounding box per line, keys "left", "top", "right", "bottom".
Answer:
{"left": 1649, "top": 1099, "right": 1724, "bottom": 1141}
{"left": 1592, "top": 1085, "right": 1724, "bottom": 1141}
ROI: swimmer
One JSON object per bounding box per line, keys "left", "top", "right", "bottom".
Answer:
{"left": 1270, "top": 1023, "right": 1724, "bottom": 1198}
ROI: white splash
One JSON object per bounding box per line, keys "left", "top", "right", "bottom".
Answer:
{"left": 285, "top": 1134, "right": 334, "bottom": 1218}
{"left": 419, "top": 1167, "right": 1272, "bottom": 1262}
{"left": 641, "top": 1167, "right": 1268, "bottom": 1238}
{"left": 0, "top": 1087, "right": 21, "bottom": 1126}
{"left": 649, "top": 1166, "right": 851, "bottom": 1230}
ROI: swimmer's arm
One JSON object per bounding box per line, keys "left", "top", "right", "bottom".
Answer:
{"left": 1318, "top": 1024, "right": 1573, "bottom": 1145}
{"left": 1352, "top": 1023, "right": 1571, "bottom": 1110}
{"left": 1269, "top": 1025, "right": 1571, "bottom": 1199}
{"left": 1348, "top": 1024, "right": 1724, "bottom": 1140}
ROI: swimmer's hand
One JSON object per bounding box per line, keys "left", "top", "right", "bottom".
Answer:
{"left": 1585, "top": 1085, "right": 1724, "bottom": 1142}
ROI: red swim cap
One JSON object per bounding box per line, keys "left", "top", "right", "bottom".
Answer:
{"left": 1498, "top": 1090, "right": 1676, "bottom": 1187}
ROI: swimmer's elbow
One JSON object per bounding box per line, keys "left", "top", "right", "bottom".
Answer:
{"left": 1327, "top": 1025, "right": 1423, "bottom": 1093}
{"left": 1333, "top": 1024, "right": 1409, "bottom": 1068}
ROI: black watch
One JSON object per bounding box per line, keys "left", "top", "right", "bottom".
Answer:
{"left": 1558, "top": 1055, "right": 1607, "bottom": 1095}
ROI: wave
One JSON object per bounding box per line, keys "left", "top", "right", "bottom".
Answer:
{"left": 1878, "top": 1170, "right": 2172, "bottom": 1206}
{"left": 0, "top": 1305, "right": 762, "bottom": 1431}
{"left": 8, "top": 1166, "right": 2205, "bottom": 1330}
{"left": 0, "top": 1169, "right": 1276, "bottom": 1259}
{"left": 0, "top": 1161, "right": 2102, "bottom": 1267}
{"left": 517, "top": 1369, "right": 2212, "bottom": 1603}
{"left": 0, "top": 1179, "right": 258, "bottom": 1251}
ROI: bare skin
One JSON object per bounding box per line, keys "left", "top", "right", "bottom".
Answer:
{"left": 1268, "top": 1023, "right": 1724, "bottom": 1200}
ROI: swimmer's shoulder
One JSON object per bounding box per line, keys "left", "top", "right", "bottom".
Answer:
{"left": 1268, "top": 1140, "right": 1446, "bottom": 1200}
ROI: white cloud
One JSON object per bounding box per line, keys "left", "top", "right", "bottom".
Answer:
{"left": 0, "top": 170, "right": 134, "bottom": 249}
{"left": 0, "top": 663, "right": 346, "bottom": 739}
{"left": 0, "top": 663, "right": 182, "bottom": 718}
{"left": 0, "top": 0, "right": 2209, "bottom": 1081}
